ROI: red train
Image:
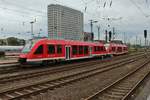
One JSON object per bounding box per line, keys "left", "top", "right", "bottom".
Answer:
{"left": 105, "top": 43, "right": 128, "bottom": 55}
{"left": 19, "top": 38, "right": 128, "bottom": 64}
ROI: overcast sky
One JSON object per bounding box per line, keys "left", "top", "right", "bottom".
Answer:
{"left": 0, "top": 0, "right": 150, "bottom": 44}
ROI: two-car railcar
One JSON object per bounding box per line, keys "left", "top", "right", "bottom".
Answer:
{"left": 19, "top": 38, "right": 128, "bottom": 64}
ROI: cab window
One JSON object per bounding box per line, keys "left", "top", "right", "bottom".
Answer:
{"left": 34, "top": 45, "right": 43, "bottom": 54}
{"left": 100, "top": 46, "right": 104, "bottom": 51}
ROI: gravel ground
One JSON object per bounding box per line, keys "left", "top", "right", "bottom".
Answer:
{"left": 0, "top": 56, "right": 137, "bottom": 92}
{"left": 26, "top": 58, "right": 147, "bottom": 100}
{"left": 0, "top": 57, "right": 17, "bottom": 64}
{"left": 132, "top": 74, "right": 150, "bottom": 100}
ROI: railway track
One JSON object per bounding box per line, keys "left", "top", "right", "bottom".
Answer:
{"left": 0, "top": 53, "right": 145, "bottom": 84}
{"left": 0, "top": 51, "right": 145, "bottom": 75}
{"left": 0, "top": 51, "right": 146, "bottom": 76}
{"left": 0, "top": 62, "right": 20, "bottom": 74}
{"left": 0, "top": 51, "right": 145, "bottom": 74}
{"left": 0, "top": 53, "right": 147, "bottom": 99}
{"left": 84, "top": 59, "right": 150, "bottom": 100}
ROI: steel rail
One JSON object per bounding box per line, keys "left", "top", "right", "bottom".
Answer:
{"left": 0, "top": 54, "right": 144, "bottom": 84}
{"left": 84, "top": 59, "right": 150, "bottom": 100}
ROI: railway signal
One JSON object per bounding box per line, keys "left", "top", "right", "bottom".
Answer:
{"left": 112, "top": 27, "right": 115, "bottom": 40}
{"left": 144, "top": 30, "right": 147, "bottom": 39}
{"left": 105, "top": 30, "right": 108, "bottom": 43}
{"left": 144, "top": 30, "right": 147, "bottom": 46}
{"left": 89, "top": 20, "right": 98, "bottom": 41}
{"left": 97, "top": 25, "right": 100, "bottom": 40}
{"left": 109, "top": 31, "right": 112, "bottom": 42}
{"left": 144, "top": 30, "right": 148, "bottom": 52}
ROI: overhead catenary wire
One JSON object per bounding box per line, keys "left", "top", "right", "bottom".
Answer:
{"left": 0, "top": 0, "right": 50, "bottom": 22}
{"left": 81, "top": 0, "right": 96, "bottom": 12}
{"left": 0, "top": 0, "right": 46, "bottom": 14}
{"left": 103, "top": 1, "right": 106, "bottom": 8}
{"left": 0, "top": 0, "right": 96, "bottom": 21}
{"left": 129, "top": 0, "right": 150, "bottom": 29}
{"left": 0, "top": 0, "right": 48, "bottom": 25}
{"left": 0, "top": 0, "right": 147, "bottom": 39}
{"left": 0, "top": 6, "right": 47, "bottom": 18}
{"left": 110, "top": 0, "right": 112, "bottom": 7}
{"left": 129, "top": 0, "right": 148, "bottom": 17}
{"left": 0, "top": 7, "right": 47, "bottom": 29}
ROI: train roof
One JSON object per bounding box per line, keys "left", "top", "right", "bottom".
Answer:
{"left": 32, "top": 38, "right": 105, "bottom": 46}
{"left": 105, "top": 43, "right": 127, "bottom": 47}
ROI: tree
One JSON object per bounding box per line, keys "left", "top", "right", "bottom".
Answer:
{"left": 7, "top": 37, "right": 19, "bottom": 46}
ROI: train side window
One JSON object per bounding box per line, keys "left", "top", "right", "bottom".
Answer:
{"left": 48, "top": 45, "right": 55, "bottom": 54}
{"left": 57, "top": 45, "right": 62, "bottom": 54}
{"left": 100, "top": 46, "right": 103, "bottom": 51}
{"left": 84, "top": 46, "right": 88, "bottom": 54}
{"left": 95, "top": 46, "right": 100, "bottom": 52}
{"left": 112, "top": 47, "right": 115, "bottom": 51}
{"left": 103, "top": 47, "right": 106, "bottom": 51}
{"left": 98, "top": 47, "right": 100, "bottom": 51}
{"left": 117, "top": 47, "right": 122, "bottom": 52}
{"left": 34, "top": 45, "right": 43, "bottom": 54}
{"left": 94, "top": 46, "right": 97, "bottom": 52}
{"left": 117, "top": 47, "right": 119, "bottom": 51}
{"left": 124, "top": 47, "right": 126, "bottom": 50}
{"left": 79, "top": 46, "right": 83, "bottom": 54}
{"left": 72, "top": 45, "right": 77, "bottom": 55}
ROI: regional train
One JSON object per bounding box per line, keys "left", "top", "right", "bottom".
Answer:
{"left": 18, "top": 38, "right": 128, "bottom": 64}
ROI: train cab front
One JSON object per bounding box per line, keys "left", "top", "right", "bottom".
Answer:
{"left": 18, "top": 39, "right": 35, "bottom": 64}
{"left": 18, "top": 53, "right": 27, "bottom": 64}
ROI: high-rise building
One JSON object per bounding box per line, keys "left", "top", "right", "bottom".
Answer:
{"left": 47, "top": 4, "right": 83, "bottom": 41}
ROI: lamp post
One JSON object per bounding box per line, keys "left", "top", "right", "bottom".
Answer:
{"left": 1, "top": 28, "right": 4, "bottom": 39}
{"left": 89, "top": 20, "right": 98, "bottom": 41}
{"left": 30, "top": 21, "right": 34, "bottom": 38}
{"left": 97, "top": 25, "right": 100, "bottom": 40}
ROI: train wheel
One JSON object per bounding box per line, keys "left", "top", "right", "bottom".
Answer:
{"left": 42, "top": 60, "right": 49, "bottom": 66}
{"left": 18, "top": 58, "right": 26, "bottom": 64}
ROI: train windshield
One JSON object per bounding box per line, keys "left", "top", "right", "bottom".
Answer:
{"left": 22, "top": 40, "right": 36, "bottom": 53}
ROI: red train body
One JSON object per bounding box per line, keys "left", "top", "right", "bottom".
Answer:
{"left": 19, "top": 38, "right": 128, "bottom": 64}
{"left": 105, "top": 43, "right": 128, "bottom": 55}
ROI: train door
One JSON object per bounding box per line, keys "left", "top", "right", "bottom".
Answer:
{"left": 65, "top": 46, "right": 70, "bottom": 60}
{"left": 89, "top": 46, "right": 92, "bottom": 56}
